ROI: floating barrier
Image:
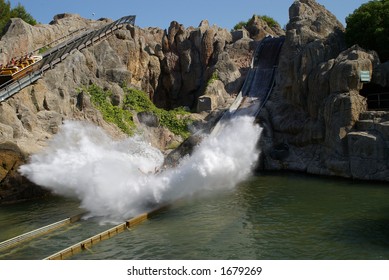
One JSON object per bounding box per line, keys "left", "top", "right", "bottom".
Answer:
{"left": 0, "top": 212, "right": 85, "bottom": 252}
{"left": 44, "top": 205, "right": 169, "bottom": 260}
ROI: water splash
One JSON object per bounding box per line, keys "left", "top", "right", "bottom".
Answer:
{"left": 19, "top": 116, "right": 262, "bottom": 223}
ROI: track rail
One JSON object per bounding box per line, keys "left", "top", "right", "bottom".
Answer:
{"left": 44, "top": 205, "right": 168, "bottom": 260}
{"left": 211, "top": 36, "right": 285, "bottom": 136}
{"left": 0, "top": 212, "right": 85, "bottom": 252}
{"left": 0, "top": 15, "right": 136, "bottom": 102}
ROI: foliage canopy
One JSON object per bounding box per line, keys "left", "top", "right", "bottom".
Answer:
{"left": 0, "top": 0, "right": 37, "bottom": 35}
{"left": 232, "top": 14, "right": 280, "bottom": 31}
{"left": 345, "top": 0, "right": 389, "bottom": 62}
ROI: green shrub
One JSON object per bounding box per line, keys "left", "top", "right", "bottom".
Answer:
{"left": 123, "top": 88, "right": 155, "bottom": 113}
{"left": 86, "top": 85, "right": 192, "bottom": 138}
{"left": 123, "top": 87, "right": 192, "bottom": 138}
{"left": 233, "top": 21, "right": 248, "bottom": 31}
{"left": 0, "top": 1, "right": 37, "bottom": 35}
{"left": 38, "top": 46, "right": 50, "bottom": 54}
{"left": 10, "top": 3, "right": 37, "bottom": 26}
{"left": 345, "top": 0, "right": 389, "bottom": 62}
{"left": 260, "top": 15, "right": 280, "bottom": 28}
{"left": 84, "top": 84, "right": 135, "bottom": 135}
{"left": 207, "top": 71, "right": 219, "bottom": 85}
{"left": 232, "top": 14, "right": 280, "bottom": 31}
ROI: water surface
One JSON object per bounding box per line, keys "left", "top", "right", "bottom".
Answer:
{"left": 1, "top": 173, "right": 389, "bottom": 260}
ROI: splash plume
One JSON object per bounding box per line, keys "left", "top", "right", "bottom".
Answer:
{"left": 20, "top": 116, "right": 261, "bottom": 223}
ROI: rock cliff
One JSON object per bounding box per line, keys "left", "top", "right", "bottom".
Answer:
{"left": 0, "top": 13, "right": 258, "bottom": 203}
{"left": 258, "top": 0, "right": 389, "bottom": 181}
{"left": 1, "top": 0, "right": 388, "bottom": 204}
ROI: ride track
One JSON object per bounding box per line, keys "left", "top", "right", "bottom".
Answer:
{"left": 211, "top": 35, "right": 285, "bottom": 136}
{"left": 0, "top": 15, "right": 136, "bottom": 102}
{"left": 0, "top": 34, "right": 285, "bottom": 260}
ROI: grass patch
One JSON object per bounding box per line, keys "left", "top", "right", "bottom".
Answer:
{"left": 207, "top": 71, "right": 219, "bottom": 86}
{"left": 84, "top": 84, "right": 135, "bottom": 135}
{"left": 38, "top": 46, "right": 50, "bottom": 54}
{"left": 84, "top": 84, "right": 193, "bottom": 138}
{"left": 123, "top": 87, "right": 193, "bottom": 138}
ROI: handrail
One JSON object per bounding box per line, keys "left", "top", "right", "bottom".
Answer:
{"left": 366, "top": 92, "right": 389, "bottom": 110}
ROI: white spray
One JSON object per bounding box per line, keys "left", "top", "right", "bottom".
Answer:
{"left": 19, "top": 116, "right": 262, "bottom": 223}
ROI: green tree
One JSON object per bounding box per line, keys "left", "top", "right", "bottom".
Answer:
{"left": 0, "top": 0, "right": 11, "bottom": 34}
{"left": 345, "top": 0, "right": 389, "bottom": 62}
{"left": 10, "top": 3, "right": 37, "bottom": 26}
{"left": 0, "top": 0, "right": 37, "bottom": 35}
{"left": 233, "top": 21, "right": 247, "bottom": 31}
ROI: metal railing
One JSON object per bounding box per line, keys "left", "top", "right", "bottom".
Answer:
{"left": 366, "top": 92, "right": 389, "bottom": 111}
{"left": 0, "top": 15, "right": 136, "bottom": 103}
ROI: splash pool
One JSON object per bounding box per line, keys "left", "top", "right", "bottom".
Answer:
{"left": 1, "top": 173, "right": 389, "bottom": 260}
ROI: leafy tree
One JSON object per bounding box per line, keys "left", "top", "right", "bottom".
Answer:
{"left": 233, "top": 21, "right": 247, "bottom": 31}
{"left": 0, "top": 0, "right": 37, "bottom": 35}
{"left": 10, "top": 3, "right": 37, "bottom": 26}
{"left": 0, "top": 0, "right": 11, "bottom": 33}
{"left": 345, "top": 0, "right": 389, "bottom": 62}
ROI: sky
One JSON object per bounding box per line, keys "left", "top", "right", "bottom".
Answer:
{"left": 9, "top": 0, "right": 370, "bottom": 30}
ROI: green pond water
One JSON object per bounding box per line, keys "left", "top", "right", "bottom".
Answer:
{"left": 1, "top": 172, "right": 389, "bottom": 260}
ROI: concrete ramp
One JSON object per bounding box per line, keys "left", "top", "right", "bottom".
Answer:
{"left": 211, "top": 36, "right": 285, "bottom": 135}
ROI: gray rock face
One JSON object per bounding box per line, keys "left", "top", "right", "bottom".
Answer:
{"left": 259, "top": 0, "right": 389, "bottom": 181}
{"left": 244, "top": 15, "right": 285, "bottom": 41}
{"left": 154, "top": 20, "right": 249, "bottom": 109}
{"left": 1, "top": 0, "right": 389, "bottom": 203}
{"left": 0, "top": 12, "right": 268, "bottom": 202}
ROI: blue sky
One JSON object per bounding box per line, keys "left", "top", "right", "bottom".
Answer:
{"left": 9, "top": 0, "right": 369, "bottom": 30}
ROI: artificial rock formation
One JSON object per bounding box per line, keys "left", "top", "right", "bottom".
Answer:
{"left": 1, "top": 1, "right": 389, "bottom": 204}
{"left": 0, "top": 13, "right": 257, "bottom": 203}
{"left": 259, "top": 0, "right": 388, "bottom": 181}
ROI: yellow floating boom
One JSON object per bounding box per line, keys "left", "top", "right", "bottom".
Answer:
{"left": 44, "top": 205, "right": 168, "bottom": 260}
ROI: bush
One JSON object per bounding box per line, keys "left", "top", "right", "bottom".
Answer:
{"left": 233, "top": 21, "right": 248, "bottom": 31}
{"left": 84, "top": 84, "right": 135, "bottom": 135}
{"left": 10, "top": 3, "right": 37, "bottom": 25}
{"left": 123, "top": 87, "right": 193, "bottom": 138}
{"left": 207, "top": 71, "right": 219, "bottom": 85}
{"left": 345, "top": 0, "right": 389, "bottom": 62}
{"left": 232, "top": 14, "right": 280, "bottom": 31}
{"left": 260, "top": 15, "right": 280, "bottom": 28}
{"left": 0, "top": 0, "right": 11, "bottom": 34}
{"left": 85, "top": 84, "right": 193, "bottom": 138}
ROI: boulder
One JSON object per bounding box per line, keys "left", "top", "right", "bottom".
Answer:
{"left": 137, "top": 111, "right": 159, "bottom": 127}
{"left": 0, "top": 141, "right": 48, "bottom": 204}
{"left": 277, "top": 0, "right": 346, "bottom": 108}
{"left": 245, "top": 15, "right": 285, "bottom": 41}
{"left": 197, "top": 80, "right": 229, "bottom": 112}
{"left": 259, "top": 0, "right": 389, "bottom": 181}
{"left": 348, "top": 131, "right": 388, "bottom": 180}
